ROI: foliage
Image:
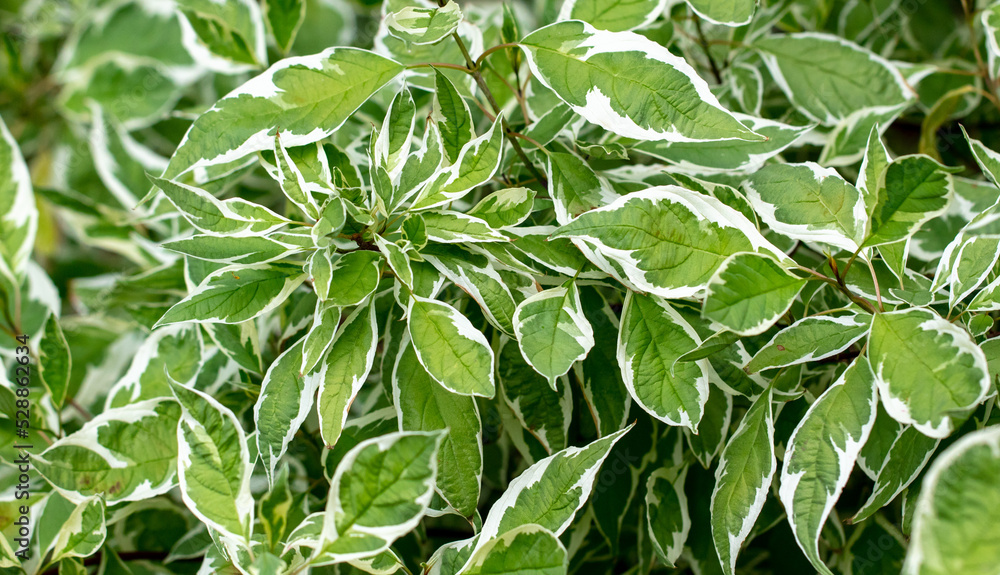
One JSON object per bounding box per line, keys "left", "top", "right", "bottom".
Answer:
{"left": 3, "top": 0, "right": 1000, "bottom": 574}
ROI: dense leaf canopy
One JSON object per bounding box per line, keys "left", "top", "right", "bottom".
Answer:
{"left": 2, "top": 1, "right": 1000, "bottom": 574}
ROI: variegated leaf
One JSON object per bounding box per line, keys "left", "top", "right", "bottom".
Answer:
{"left": 779, "top": 359, "right": 878, "bottom": 575}
{"left": 618, "top": 292, "right": 709, "bottom": 431}
{"left": 711, "top": 388, "right": 775, "bottom": 575}
{"left": 902, "top": 426, "right": 1000, "bottom": 575}
{"left": 520, "top": 21, "right": 762, "bottom": 142}
{"left": 163, "top": 48, "right": 403, "bottom": 178}
{"left": 869, "top": 308, "right": 989, "bottom": 438}
{"left": 552, "top": 187, "right": 785, "bottom": 299}
{"left": 255, "top": 339, "right": 321, "bottom": 484}
{"left": 512, "top": 281, "right": 594, "bottom": 387}
{"left": 407, "top": 295, "right": 495, "bottom": 397}
{"left": 318, "top": 298, "right": 378, "bottom": 448}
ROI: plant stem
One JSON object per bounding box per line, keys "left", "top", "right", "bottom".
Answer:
{"left": 485, "top": 66, "right": 531, "bottom": 121}
{"left": 864, "top": 257, "right": 886, "bottom": 312}
{"left": 692, "top": 14, "right": 723, "bottom": 84}
{"left": 406, "top": 62, "right": 472, "bottom": 74}
{"left": 68, "top": 398, "right": 93, "bottom": 421}
{"left": 446, "top": 31, "right": 548, "bottom": 187}
{"left": 509, "top": 130, "right": 548, "bottom": 153}
{"left": 796, "top": 264, "right": 878, "bottom": 315}
{"left": 475, "top": 42, "right": 520, "bottom": 69}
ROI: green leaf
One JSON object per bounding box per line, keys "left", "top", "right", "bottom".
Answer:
{"left": 468, "top": 187, "right": 536, "bottom": 229}
{"left": 39, "top": 313, "right": 72, "bottom": 409}
{"left": 513, "top": 281, "right": 594, "bottom": 387}
{"left": 863, "top": 155, "right": 953, "bottom": 248}
{"left": 711, "top": 388, "right": 775, "bottom": 575}
{"left": 902, "top": 426, "right": 1000, "bottom": 575}
{"left": 755, "top": 33, "right": 911, "bottom": 126}
{"left": 318, "top": 299, "right": 378, "bottom": 448}
{"left": 385, "top": 1, "right": 462, "bottom": 45}
{"left": 432, "top": 69, "right": 475, "bottom": 165}
{"left": 206, "top": 320, "right": 263, "bottom": 373}
{"left": 422, "top": 244, "right": 517, "bottom": 336}
{"left": 407, "top": 295, "right": 495, "bottom": 398}
{"left": 820, "top": 103, "right": 909, "bottom": 167}
{"left": 685, "top": 0, "right": 757, "bottom": 26}
{"left": 393, "top": 340, "right": 482, "bottom": 517}
{"left": 675, "top": 330, "right": 741, "bottom": 363}
{"left": 162, "top": 48, "right": 403, "bottom": 178}
{"left": 745, "top": 162, "right": 868, "bottom": 252}
{"left": 34, "top": 398, "right": 181, "bottom": 504}
{"left": 546, "top": 149, "right": 615, "bottom": 225}
{"left": 730, "top": 63, "right": 763, "bottom": 115}
{"left": 498, "top": 338, "right": 572, "bottom": 454}
{"left": 176, "top": 0, "right": 267, "bottom": 70}
{"left": 858, "top": 124, "right": 891, "bottom": 212}
{"left": 104, "top": 325, "right": 205, "bottom": 407}
{"left": 960, "top": 125, "right": 1000, "bottom": 188}
{"left": 162, "top": 234, "right": 302, "bottom": 265}
{"left": 633, "top": 115, "right": 812, "bottom": 173}
{"left": 702, "top": 252, "right": 806, "bottom": 336}
{"left": 646, "top": 466, "right": 691, "bottom": 567}
{"left": 313, "top": 197, "right": 347, "bottom": 244}
{"left": 746, "top": 312, "right": 872, "bottom": 373}
{"left": 301, "top": 299, "right": 340, "bottom": 373}
{"left": 780, "top": 359, "right": 878, "bottom": 575}
{"left": 423, "top": 211, "right": 508, "bottom": 243}
{"left": 321, "top": 250, "right": 382, "bottom": 307}
{"left": 936, "top": 235, "right": 1000, "bottom": 308}
{"left": 50, "top": 496, "right": 106, "bottom": 562}
{"left": 255, "top": 339, "right": 320, "bottom": 484}
{"left": 520, "top": 21, "right": 763, "bottom": 142}
{"left": 259, "top": 464, "right": 294, "bottom": 548}
{"left": 155, "top": 263, "right": 305, "bottom": 327}
{"left": 148, "top": 175, "right": 290, "bottom": 236}
{"left": 850, "top": 425, "right": 939, "bottom": 524}
{"left": 687, "top": 382, "right": 732, "bottom": 468}
{"left": 375, "top": 236, "right": 414, "bottom": 289}
{"left": 983, "top": 5, "right": 1000, "bottom": 79}
{"left": 263, "top": 0, "right": 305, "bottom": 53}
{"left": 0, "top": 116, "right": 39, "bottom": 278}
{"left": 857, "top": 402, "right": 903, "bottom": 479}
{"left": 552, "top": 187, "right": 784, "bottom": 298}
{"left": 88, "top": 103, "right": 168, "bottom": 210}
{"left": 374, "top": 88, "right": 417, "bottom": 183}
{"left": 472, "top": 427, "right": 632, "bottom": 552}
{"left": 869, "top": 308, "right": 990, "bottom": 438}
{"left": 618, "top": 292, "right": 708, "bottom": 431}
{"left": 322, "top": 431, "right": 445, "bottom": 557}
{"left": 0, "top": 534, "right": 17, "bottom": 569}
{"left": 171, "top": 381, "right": 254, "bottom": 543}
{"left": 414, "top": 116, "right": 505, "bottom": 210}
{"left": 460, "top": 524, "right": 567, "bottom": 575}
{"left": 968, "top": 272, "right": 1000, "bottom": 312}
{"left": 557, "top": 0, "right": 667, "bottom": 31}
{"left": 576, "top": 288, "right": 632, "bottom": 437}
{"left": 273, "top": 134, "right": 322, "bottom": 219}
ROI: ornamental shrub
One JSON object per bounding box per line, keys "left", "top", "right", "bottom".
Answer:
{"left": 1, "top": 0, "right": 999, "bottom": 574}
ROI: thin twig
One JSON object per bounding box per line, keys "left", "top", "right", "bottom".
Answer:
{"left": 864, "top": 257, "right": 886, "bottom": 312}
{"left": 475, "top": 42, "right": 520, "bottom": 69}
{"left": 509, "top": 130, "right": 549, "bottom": 153}
{"left": 445, "top": 29, "right": 548, "bottom": 186}
{"left": 405, "top": 62, "right": 472, "bottom": 74}
{"left": 67, "top": 398, "right": 93, "bottom": 422}
{"left": 692, "top": 14, "right": 723, "bottom": 84}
